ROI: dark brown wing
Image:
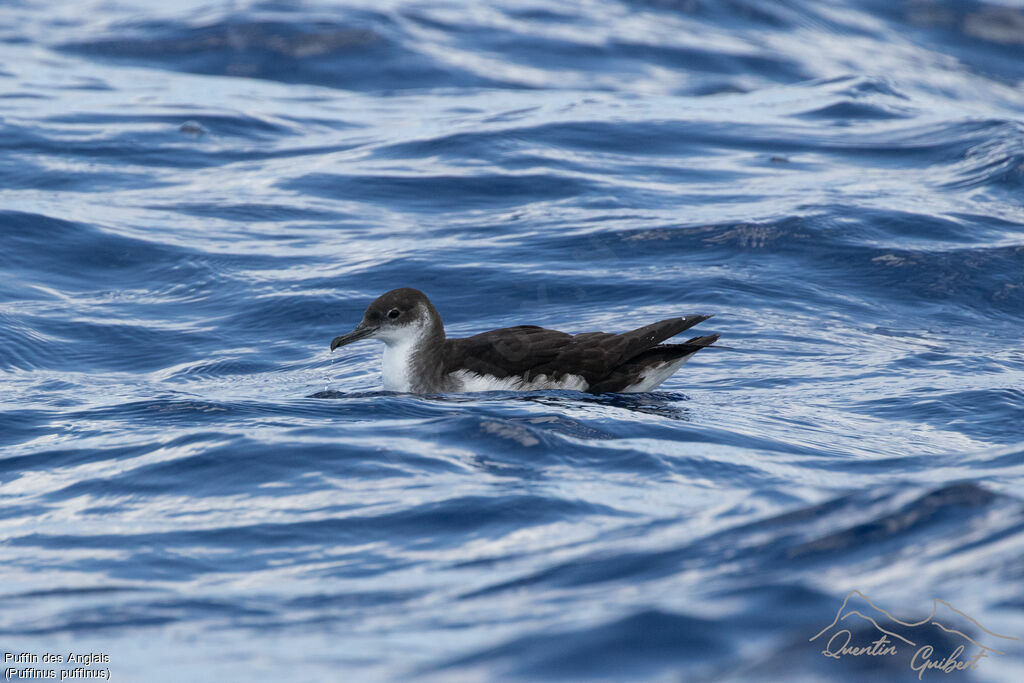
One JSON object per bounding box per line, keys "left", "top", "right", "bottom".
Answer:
{"left": 443, "top": 325, "right": 571, "bottom": 380}
{"left": 443, "top": 316, "right": 712, "bottom": 385}
{"left": 524, "top": 315, "right": 713, "bottom": 384}
{"left": 587, "top": 334, "right": 720, "bottom": 393}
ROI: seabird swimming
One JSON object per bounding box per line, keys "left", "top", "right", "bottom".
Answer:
{"left": 330, "top": 288, "right": 719, "bottom": 394}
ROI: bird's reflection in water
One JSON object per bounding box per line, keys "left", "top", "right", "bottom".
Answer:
{"left": 308, "top": 388, "right": 694, "bottom": 421}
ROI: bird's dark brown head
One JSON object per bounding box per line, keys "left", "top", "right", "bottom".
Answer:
{"left": 330, "top": 288, "right": 443, "bottom": 351}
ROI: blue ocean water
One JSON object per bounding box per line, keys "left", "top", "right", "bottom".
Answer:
{"left": 2, "top": 0, "right": 1024, "bottom": 680}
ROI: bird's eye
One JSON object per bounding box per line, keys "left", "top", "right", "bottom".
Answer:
{"left": 387, "top": 308, "right": 400, "bottom": 319}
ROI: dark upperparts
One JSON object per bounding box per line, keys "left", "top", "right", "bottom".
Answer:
{"left": 442, "top": 314, "right": 714, "bottom": 387}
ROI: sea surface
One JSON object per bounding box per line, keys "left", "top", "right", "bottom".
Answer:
{"left": 2, "top": 0, "right": 1024, "bottom": 680}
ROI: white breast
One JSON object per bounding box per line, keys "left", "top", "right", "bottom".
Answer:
{"left": 380, "top": 329, "right": 421, "bottom": 392}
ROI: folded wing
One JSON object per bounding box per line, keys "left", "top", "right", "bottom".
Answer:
{"left": 444, "top": 315, "right": 712, "bottom": 387}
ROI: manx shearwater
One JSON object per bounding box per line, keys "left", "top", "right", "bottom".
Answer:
{"left": 330, "top": 288, "right": 719, "bottom": 394}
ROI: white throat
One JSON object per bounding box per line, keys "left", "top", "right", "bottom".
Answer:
{"left": 379, "top": 323, "right": 427, "bottom": 392}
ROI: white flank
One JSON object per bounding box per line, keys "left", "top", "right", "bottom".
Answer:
{"left": 620, "top": 352, "right": 696, "bottom": 393}
{"left": 451, "top": 370, "right": 590, "bottom": 393}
